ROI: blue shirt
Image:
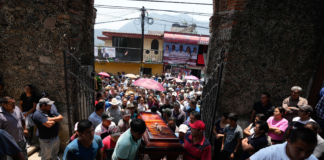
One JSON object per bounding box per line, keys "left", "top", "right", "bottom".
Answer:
{"left": 0, "top": 129, "right": 21, "bottom": 159}
{"left": 63, "top": 135, "right": 103, "bottom": 160}
{"left": 112, "top": 129, "right": 141, "bottom": 160}
{"left": 88, "top": 112, "right": 102, "bottom": 130}
{"left": 105, "top": 101, "right": 111, "bottom": 110}
{"left": 320, "top": 87, "right": 324, "bottom": 99}
{"left": 33, "top": 110, "right": 60, "bottom": 139}
{"left": 186, "top": 107, "right": 200, "bottom": 113}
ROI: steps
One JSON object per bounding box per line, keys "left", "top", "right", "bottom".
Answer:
{"left": 27, "top": 138, "right": 40, "bottom": 157}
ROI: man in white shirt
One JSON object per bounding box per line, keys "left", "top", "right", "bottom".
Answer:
{"left": 94, "top": 112, "right": 116, "bottom": 139}
{"left": 248, "top": 127, "right": 318, "bottom": 160}
{"left": 305, "top": 122, "right": 324, "bottom": 159}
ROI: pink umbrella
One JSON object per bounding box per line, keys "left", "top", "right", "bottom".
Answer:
{"left": 98, "top": 72, "right": 110, "bottom": 77}
{"left": 133, "top": 78, "right": 165, "bottom": 91}
{"left": 184, "top": 75, "right": 199, "bottom": 80}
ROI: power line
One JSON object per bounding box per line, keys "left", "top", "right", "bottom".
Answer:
{"left": 94, "top": 4, "right": 212, "bottom": 16}
{"left": 95, "top": 18, "right": 139, "bottom": 24}
{"left": 128, "top": 0, "right": 212, "bottom": 5}
{"left": 153, "top": 18, "right": 209, "bottom": 29}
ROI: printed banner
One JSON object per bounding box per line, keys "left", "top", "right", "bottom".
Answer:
{"left": 101, "top": 47, "right": 116, "bottom": 58}
{"left": 163, "top": 42, "right": 199, "bottom": 66}
{"left": 94, "top": 47, "right": 98, "bottom": 57}
{"left": 171, "top": 67, "right": 182, "bottom": 74}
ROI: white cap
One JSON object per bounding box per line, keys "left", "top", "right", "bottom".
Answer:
{"left": 179, "top": 124, "right": 189, "bottom": 133}
{"left": 172, "top": 92, "right": 177, "bottom": 96}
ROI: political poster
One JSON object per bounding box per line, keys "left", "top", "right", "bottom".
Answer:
{"left": 94, "top": 47, "right": 98, "bottom": 57}
{"left": 163, "top": 42, "right": 199, "bottom": 66}
{"left": 101, "top": 47, "right": 116, "bottom": 58}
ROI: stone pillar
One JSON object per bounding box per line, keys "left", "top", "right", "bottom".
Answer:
{"left": 0, "top": 0, "right": 96, "bottom": 150}
{"left": 204, "top": 0, "right": 324, "bottom": 128}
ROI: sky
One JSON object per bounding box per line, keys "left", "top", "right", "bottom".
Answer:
{"left": 94, "top": 0, "right": 213, "bottom": 30}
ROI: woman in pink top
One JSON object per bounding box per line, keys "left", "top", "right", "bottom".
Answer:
{"left": 267, "top": 107, "right": 289, "bottom": 144}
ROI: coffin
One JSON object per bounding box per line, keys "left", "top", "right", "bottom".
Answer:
{"left": 138, "top": 112, "right": 185, "bottom": 160}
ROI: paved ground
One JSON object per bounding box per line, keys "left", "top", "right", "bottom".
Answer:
{"left": 29, "top": 151, "right": 64, "bottom": 160}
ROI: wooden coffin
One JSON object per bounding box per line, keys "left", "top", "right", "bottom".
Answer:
{"left": 138, "top": 112, "right": 184, "bottom": 160}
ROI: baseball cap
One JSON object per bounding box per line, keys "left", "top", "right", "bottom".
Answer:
{"left": 172, "top": 92, "right": 177, "bottom": 96}
{"left": 189, "top": 120, "right": 206, "bottom": 131}
{"left": 179, "top": 124, "right": 189, "bottom": 133}
{"left": 298, "top": 105, "right": 313, "bottom": 113}
{"left": 165, "top": 96, "right": 170, "bottom": 100}
{"left": 39, "top": 98, "right": 55, "bottom": 105}
{"left": 126, "top": 103, "right": 135, "bottom": 109}
{"left": 162, "top": 108, "right": 172, "bottom": 115}
{"left": 122, "top": 109, "right": 131, "bottom": 117}
{"left": 176, "top": 88, "right": 180, "bottom": 91}
{"left": 102, "top": 112, "right": 114, "bottom": 121}
{"left": 158, "top": 77, "right": 162, "bottom": 80}
{"left": 108, "top": 126, "right": 121, "bottom": 137}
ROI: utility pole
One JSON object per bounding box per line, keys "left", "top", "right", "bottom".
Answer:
{"left": 140, "top": 6, "right": 146, "bottom": 78}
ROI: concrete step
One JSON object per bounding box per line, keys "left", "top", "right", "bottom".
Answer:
{"left": 27, "top": 138, "right": 40, "bottom": 157}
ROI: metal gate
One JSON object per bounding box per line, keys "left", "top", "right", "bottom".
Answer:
{"left": 201, "top": 48, "right": 225, "bottom": 141}
{"left": 64, "top": 50, "right": 95, "bottom": 137}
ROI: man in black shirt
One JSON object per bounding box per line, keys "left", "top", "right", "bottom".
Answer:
{"left": 159, "top": 97, "right": 173, "bottom": 117}
{"left": 241, "top": 120, "right": 269, "bottom": 159}
{"left": 161, "top": 72, "right": 165, "bottom": 81}
{"left": 250, "top": 92, "right": 275, "bottom": 123}
{"left": 33, "top": 98, "right": 63, "bottom": 160}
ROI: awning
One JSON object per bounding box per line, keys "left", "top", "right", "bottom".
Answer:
{"left": 163, "top": 31, "right": 210, "bottom": 45}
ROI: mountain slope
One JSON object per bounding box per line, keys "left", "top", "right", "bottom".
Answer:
{"left": 95, "top": 13, "right": 210, "bottom": 45}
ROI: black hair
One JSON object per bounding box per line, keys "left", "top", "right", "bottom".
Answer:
{"left": 95, "top": 102, "right": 104, "bottom": 111}
{"left": 190, "top": 111, "right": 201, "bottom": 120}
{"left": 289, "top": 127, "right": 317, "bottom": 145}
{"left": 276, "top": 107, "right": 285, "bottom": 117}
{"left": 189, "top": 88, "right": 193, "bottom": 91}
{"left": 0, "top": 96, "right": 12, "bottom": 103}
{"left": 96, "top": 92, "right": 102, "bottom": 100}
{"left": 130, "top": 119, "right": 146, "bottom": 134}
{"left": 151, "top": 106, "right": 157, "bottom": 113}
{"left": 190, "top": 99, "right": 197, "bottom": 105}
{"left": 108, "top": 95, "right": 113, "bottom": 99}
{"left": 173, "top": 102, "right": 180, "bottom": 107}
{"left": 25, "top": 84, "right": 33, "bottom": 90}
{"left": 222, "top": 112, "right": 229, "bottom": 119}
{"left": 261, "top": 92, "right": 271, "bottom": 99}
{"left": 228, "top": 113, "right": 238, "bottom": 122}
{"left": 255, "top": 114, "right": 266, "bottom": 121}
{"left": 256, "top": 120, "right": 269, "bottom": 135}
{"left": 77, "top": 119, "right": 93, "bottom": 134}
{"left": 305, "top": 121, "right": 319, "bottom": 133}
{"left": 168, "top": 117, "right": 177, "bottom": 123}
{"left": 40, "top": 91, "right": 49, "bottom": 98}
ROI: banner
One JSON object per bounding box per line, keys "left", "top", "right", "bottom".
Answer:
{"left": 101, "top": 47, "right": 116, "bottom": 58}
{"left": 94, "top": 47, "right": 98, "bottom": 57}
{"left": 163, "top": 42, "right": 199, "bottom": 66}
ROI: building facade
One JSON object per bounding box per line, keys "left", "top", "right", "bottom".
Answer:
{"left": 97, "top": 31, "right": 164, "bottom": 76}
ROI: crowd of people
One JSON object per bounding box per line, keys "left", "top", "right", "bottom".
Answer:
{"left": 1, "top": 72, "right": 324, "bottom": 160}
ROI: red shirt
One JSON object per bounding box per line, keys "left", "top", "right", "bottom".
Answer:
{"left": 183, "top": 133, "right": 212, "bottom": 160}
{"left": 101, "top": 135, "right": 116, "bottom": 151}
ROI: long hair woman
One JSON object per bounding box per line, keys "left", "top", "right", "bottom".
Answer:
{"left": 267, "top": 107, "right": 289, "bottom": 144}
{"left": 20, "top": 84, "right": 38, "bottom": 147}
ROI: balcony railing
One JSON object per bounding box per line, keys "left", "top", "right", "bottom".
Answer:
{"left": 95, "top": 46, "right": 163, "bottom": 63}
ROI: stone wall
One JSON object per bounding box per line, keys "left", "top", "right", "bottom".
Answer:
{"left": 0, "top": 0, "right": 96, "bottom": 150}
{"left": 204, "top": 0, "right": 324, "bottom": 128}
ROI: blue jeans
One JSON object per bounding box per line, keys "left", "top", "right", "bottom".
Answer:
{"left": 39, "top": 136, "right": 60, "bottom": 160}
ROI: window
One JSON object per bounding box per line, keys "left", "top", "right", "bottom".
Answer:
{"left": 151, "top": 39, "right": 159, "bottom": 50}
{"left": 143, "top": 68, "right": 152, "bottom": 76}
{"left": 112, "top": 37, "right": 141, "bottom": 48}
